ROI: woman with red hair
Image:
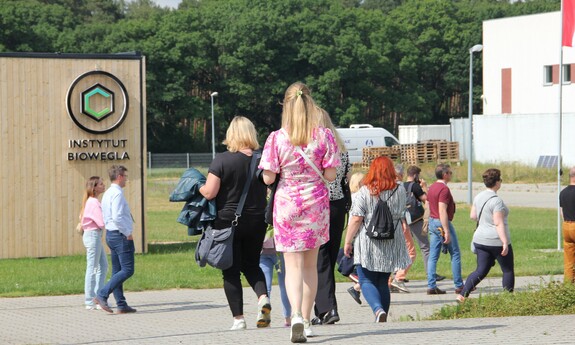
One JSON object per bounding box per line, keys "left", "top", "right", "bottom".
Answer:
{"left": 343, "top": 156, "right": 411, "bottom": 323}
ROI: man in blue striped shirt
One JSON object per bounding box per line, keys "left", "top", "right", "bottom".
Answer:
{"left": 94, "top": 165, "right": 136, "bottom": 314}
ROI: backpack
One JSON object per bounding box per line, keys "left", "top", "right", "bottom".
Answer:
{"left": 405, "top": 182, "right": 425, "bottom": 224}
{"left": 365, "top": 187, "right": 398, "bottom": 240}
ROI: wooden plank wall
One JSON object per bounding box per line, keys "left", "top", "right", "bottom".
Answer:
{"left": 0, "top": 56, "right": 146, "bottom": 258}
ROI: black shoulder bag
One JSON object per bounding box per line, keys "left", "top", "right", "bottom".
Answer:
{"left": 195, "top": 154, "right": 258, "bottom": 270}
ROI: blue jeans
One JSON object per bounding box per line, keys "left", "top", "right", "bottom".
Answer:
{"left": 82, "top": 230, "right": 108, "bottom": 306}
{"left": 259, "top": 252, "right": 291, "bottom": 318}
{"left": 356, "top": 265, "right": 391, "bottom": 315}
{"left": 427, "top": 218, "right": 463, "bottom": 289}
{"left": 98, "top": 231, "right": 135, "bottom": 309}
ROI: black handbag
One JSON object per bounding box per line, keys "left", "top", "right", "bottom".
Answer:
{"left": 195, "top": 153, "right": 258, "bottom": 270}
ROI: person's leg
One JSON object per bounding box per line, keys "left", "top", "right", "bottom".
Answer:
{"left": 427, "top": 218, "right": 442, "bottom": 289}
{"left": 314, "top": 242, "right": 331, "bottom": 317}
{"left": 315, "top": 200, "right": 345, "bottom": 318}
{"left": 460, "top": 243, "right": 496, "bottom": 297}
{"left": 301, "top": 248, "right": 319, "bottom": 322}
{"left": 396, "top": 224, "right": 416, "bottom": 281}
{"left": 446, "top": 222, "right": 463, "bottom": 288}
{"left": 83, "top": 231, "right": 98, "bottom": 306}
{"left": 110, "top": 234, "right": 135, "bottom": 309}
{"left": 98, "top": 230, "right": 120, "bottom": 301}
{"left": 259, "top": 254, "right": 275, "bottom": 297}
{"left": 356, "top": 265, "right": 383, "bottom": 314}
{"left": 277, "top": 253, "right": 292, "bottom": 323}
{"left": 238, "top": 219, "right": 268, "bottom": 299}
{"left": 563, "top": 222, "right": 575, "bottom": 283}
{"left": 284, "top": 251, "right": 305, "bottom": 317}
{"left": 376, "top": 272, "right": 392, "bottom": 314}
{"left": 410, "top": 219, "right": 430, "bottom": 273}
{"left": 94, "top": 230, "right": 108, "bottom": 299}
{"left": 222, "top": 226, "right": 246, "bottom": 318}
{"left": 496, "top": 244, "right": 515, "bottom": 292}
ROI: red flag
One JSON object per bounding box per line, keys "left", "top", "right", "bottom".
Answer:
{"left": 564, "top": 0, "right": 575, "bottom": 46}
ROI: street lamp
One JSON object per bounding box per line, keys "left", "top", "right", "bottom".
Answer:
{"left": 210, "top": 92, "right": 218, "bottom": 159}
{"left": 468, "top": 44, "right": 483, "bottom": 204}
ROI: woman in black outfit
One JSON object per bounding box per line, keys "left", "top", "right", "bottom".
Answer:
{"left": 312, "top": 108, "right": 351, "bottom": 325}
{"left": 200, "top": 116, "right": 270, "bottom": 331}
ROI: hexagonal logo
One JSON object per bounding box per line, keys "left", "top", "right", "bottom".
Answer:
{"left": 67, "top": 71, "right": 129, "bottom": 134}
{"left": 81, "top": 84, "right": 115, "bottom": 122}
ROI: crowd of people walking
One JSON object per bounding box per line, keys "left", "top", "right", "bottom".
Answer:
{"left": 79, "top": 82, "right": 575, "bottom": 344}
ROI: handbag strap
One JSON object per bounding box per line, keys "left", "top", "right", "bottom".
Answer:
{"left": 295, "top": 146, "right": 330, "bottom": 185}
{"left": 476, "top": 195, "right": 498, "bottom": 229}
{"left": 233, "top": 152, "right": 259, "bottom": 225}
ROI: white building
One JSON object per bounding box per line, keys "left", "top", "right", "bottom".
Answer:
{"left": 463, "top": 11, "right": 575, "bottom": 166}
{"left": 483, "top": 11, "right": 575, "bottom": 115}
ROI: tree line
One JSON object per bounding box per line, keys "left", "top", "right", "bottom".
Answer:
{"left": 0, "top": 0, "right": 560, "bottom": 152}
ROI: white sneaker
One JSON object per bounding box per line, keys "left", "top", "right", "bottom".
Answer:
{"left": 290, "top": 313, "right": 306, "bottom": 343}
{"left": 230, "top": 318, "right": 246, "bottom": 331}
{"left": 85, "top": 305, "right": 96, "bottom": 310}
{"left": 303, "top": 319, "right": 315, "bottom": 338}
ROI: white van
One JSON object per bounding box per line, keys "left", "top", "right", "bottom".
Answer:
{"left": 336, "top": 124, "right": 400, "bottom": 163}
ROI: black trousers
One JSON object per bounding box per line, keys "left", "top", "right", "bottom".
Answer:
{"left": 314, "top": 198, "right": 347, "bottom": 316}
{"left": 461, "top": 243, "right": 515, "bottom": 297}
{"left": 215, "top": 215, "right": 268, "bottom": 317}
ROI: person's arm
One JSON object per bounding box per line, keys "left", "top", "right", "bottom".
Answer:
{"left": 262, "top": 170, "right": 277, "bottom": 185}
{"left": 323, "top": 167, "right": 337, "bottom": 182}
{"left": 470, "top": 204, "right": 478, "bottom": 221}
{"left": 561, "top": 207, "right": 564, "bottom": 220}
{"left": 344, "top": 215, "right": 363, "bottom": 257}
{"left": 493, "top": 211, "right": 509, "bottom": 256}
{"left": 199, "top": 173, "right": 221, "bottom": 200}
{"left": 438, "top": 202, "right": 450, "bottom": 244}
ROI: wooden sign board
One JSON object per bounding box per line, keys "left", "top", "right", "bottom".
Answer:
{"left": 0, "top": 53, "right": 147, "bottom": 258}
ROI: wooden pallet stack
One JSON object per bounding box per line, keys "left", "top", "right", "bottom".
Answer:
{"left": 356, "top": 146, "right": 401, "bottom": 169}
{"left": 434, "top": 141, "right": 459, "bottom": 163}
{"left": 354, "top": 141, "right": 459, "bottom": 170}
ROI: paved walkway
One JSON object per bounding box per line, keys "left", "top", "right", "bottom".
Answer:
{"left": 0, "top": 275, "right": 571, "bottom": 344}
{"left": 449, "top": 182, "right": 560, "bottom": 208}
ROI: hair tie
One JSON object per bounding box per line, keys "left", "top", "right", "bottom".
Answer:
{"left": 296, "top": 90, "right": 303, "bottom": 97}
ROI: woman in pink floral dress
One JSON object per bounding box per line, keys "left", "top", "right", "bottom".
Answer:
{"left": 259, "top": 82, "right": 340, "bottom": 343}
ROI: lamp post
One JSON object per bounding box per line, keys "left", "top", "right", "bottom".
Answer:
{"left": 210, "top": 92, "right": 218, "bottom": 159}
{"left": 468, "top": 44, "right": 483, "bottom": 204}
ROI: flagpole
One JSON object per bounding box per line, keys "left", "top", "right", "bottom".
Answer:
{"left": 559, "top": 3, "right": 565, "bottom": 251}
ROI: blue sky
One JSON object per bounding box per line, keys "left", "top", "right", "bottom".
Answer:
{"left": 151, "top": 0, "right": 181, "bottom": 9}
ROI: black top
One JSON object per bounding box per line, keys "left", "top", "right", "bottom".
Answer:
{"left": 404, "top": 181, "right": 425, "bottom": 201}
{"left": 208, "top": 151, "right": 267, "bottom": 221}
{"left": 560, "top": 185, "right": 575, "bottom": 221}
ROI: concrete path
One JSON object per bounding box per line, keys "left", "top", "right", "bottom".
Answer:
{"left": 449, "top": 182, "right": 559, "bottom": 208}
{"left": 0, "top": 275, "right": 570, "bottom": 345}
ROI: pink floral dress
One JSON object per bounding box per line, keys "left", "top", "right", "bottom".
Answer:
{"left": 259, "top": 127, "right": 340, "bottom": 252}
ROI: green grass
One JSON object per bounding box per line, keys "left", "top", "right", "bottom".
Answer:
{"left": 0, "top": 162, "right": 566, "bottom": 298}
{"left": 428, "top": 281, "right": 575, "bottom": 320}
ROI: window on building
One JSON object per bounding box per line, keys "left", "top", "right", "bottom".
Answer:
{"left": 543, "top": 65, "right": 553, "bottom": 85}
{"left": 563, "top": 64, "right": 571, "bottom": 84}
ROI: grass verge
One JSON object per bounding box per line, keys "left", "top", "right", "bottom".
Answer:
{"left": 428, "top": 281, "right": 575, "bottom": 320}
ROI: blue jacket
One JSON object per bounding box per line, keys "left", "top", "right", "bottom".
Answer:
{"left": 170, "top": 168, "right": 216, "bottom": 236}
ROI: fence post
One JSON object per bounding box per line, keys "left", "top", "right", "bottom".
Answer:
{"left": 187, "top": 153, "right": 190, "bottom": 169}
{"left": 148, "top": 152, "right": 151, "bottom": 176}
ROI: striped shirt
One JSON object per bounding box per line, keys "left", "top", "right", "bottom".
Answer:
{"left": 350, "top": 182, "right": 411, "bottom": 272}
